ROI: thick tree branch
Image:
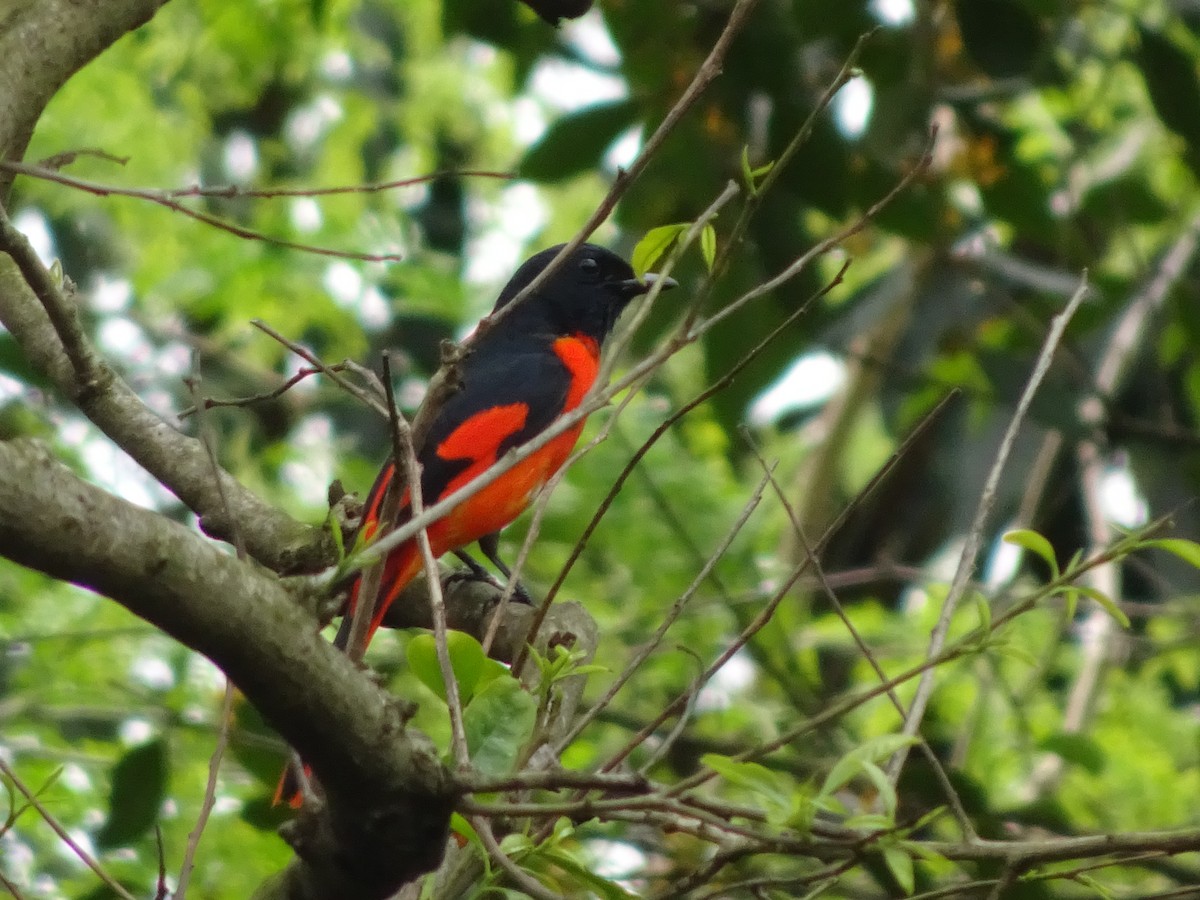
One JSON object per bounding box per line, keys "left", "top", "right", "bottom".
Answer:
{"left": 0, "top": 438, "right": 452, "bottom": 899}
{"left": 0, "top": 208, "right": 331, "bottom": 573}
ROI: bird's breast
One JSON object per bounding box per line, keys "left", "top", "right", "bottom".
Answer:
{"left": 552, "top": 333, "right": 601, "bottom": 411}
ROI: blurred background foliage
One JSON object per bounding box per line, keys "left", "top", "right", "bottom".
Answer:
{"left": 5, "top": 0, "right": 1200, "bottom": 896}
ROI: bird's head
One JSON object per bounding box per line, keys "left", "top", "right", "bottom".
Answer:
{"left": 491, "top": 243, "right": 675, "bottom": 343}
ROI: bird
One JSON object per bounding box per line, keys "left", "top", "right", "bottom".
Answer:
{"left": 275, "top": 242, "right": 674, "bottom": 806}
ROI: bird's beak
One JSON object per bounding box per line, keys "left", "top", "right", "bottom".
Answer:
{"left": 617, "top": 273, "right": 679, "bottom": 296}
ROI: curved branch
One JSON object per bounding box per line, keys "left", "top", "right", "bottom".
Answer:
{"left": 0, "top": 438, "right": 452, "bottom": 898}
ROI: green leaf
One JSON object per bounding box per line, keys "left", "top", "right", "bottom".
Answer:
{"left": 464, "top": 676, "right": 537, "bottom": 777}
{"left": 1003, "top": 529, "right": 1059, "bottom": 577}
{"left": 1039, "top": 733, "right": 1106, "bottom": 775}
{"left": 449, "top": 812, "right": 482, "bottom": 850}
{"left": 631, "top": 224, "right": 688, "bottom": 276}
{"left": 1061, "top": 587, "right": 1078, "bottom": 620}
{"left": 1145, "top": 538, "right": 1200, "bottom": 570}
{"left": 701, "top": 753, "right": 786, "bottom": 799}
{"left": 991, "top": 639, "right": 1038, "bottom": 667}
{"left": 974, "top": 591, "right": 991, "bottom": 633}
{"left": 700, "top": 223, "right": 717, "bottom": 272}
{"left": 407, "top": 630, "right": 488, "bottom": 704}
{"left": 519, "top": 99, "right": 640, "bottom": 182}
{"left": 817, "top": 734, "right": 916, "bottom": 800}
{"left": 955, "top": 0, "right": 1042, "bottom": 79}
{"left": 882, "top": 844, "right": 915, "bottom": 895}
{"left": 539, "top": 849, "right": 637, "bottom": 900}
{"left": 96, "top": 739, "right": 169, "bottom": 849}
{"left": 740, "top": 145, "right": 754, "bottom": 191}
{"left": 859, "top": 761, "right": 898, "bottom": 819}
{"left": 1137, "top": 27, "right": 1200, "bottom": 151}
{"left": 841, "top": 812, "right": 894, "bottom": 830}
{"left": 1075, "top": 585, "right": 1131, "bottom": 628}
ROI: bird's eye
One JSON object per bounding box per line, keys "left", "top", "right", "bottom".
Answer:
{"left": 579, "top": 257, "right": 600, "bottom": 277}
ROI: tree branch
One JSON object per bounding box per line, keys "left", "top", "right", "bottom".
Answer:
{"left": 0, "top": 437, "right": 453, "bottom": 899}
{"left": 0, "top": 205, "right": 331, "bottom": 573}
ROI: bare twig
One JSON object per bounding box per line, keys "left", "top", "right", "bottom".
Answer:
{"left": 1029, "top": 211, "right": 1200, "bottom": 794}
{"left": 469, "top": 816, "right": 563, "bottom": 900}
{"left": 0, "top": 202, "right": 96, "bottom": 386}
{"left": 0, "top": 866, "right": 29, "bottom": 900}
{"left": 476, "top": 0, "right": 764, "bottom": 337}
{"left": 886, "top": 273, "right": 1091, "bottom": 784}
{"left": 457, "top": 769, "right": 649, "bottom": 795}
{"left": 0, "top": 757, "right": 137, "bottom": 900}
{"left": 176, "top": 360, "right": 244, "bottom": 894}
{"left": 1, "top": 160, "right": 408, "bottom": 262}
{"left": 554, "top": 470, "right": 772, "bottom": 752}
{"left": 741, "top": 431, "right": 978, "bottom": 840}
{"left": 177, "top": 363, "right": 347, "bottom": 419}
{"left": 175, "top": 683, "right": 235, "bottom": 896}
{"left": 250, "top": 320, "right": 388, "bottom": 417}
{"left": 605, "top": 391, "right": 959, "bottom": 780}
{"left": 382, "top": 352, "right": 469, "bottom": 768}
{"left": 9, "top": 156, "right": 511, "bottom": 199}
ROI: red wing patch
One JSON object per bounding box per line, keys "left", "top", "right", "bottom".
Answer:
{"left": 436, "top": 402, "right": 529, "bottom": 463}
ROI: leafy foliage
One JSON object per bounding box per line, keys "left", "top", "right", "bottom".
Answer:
{"left": 5, "top": 0, "right": 1200, "bottom": 898}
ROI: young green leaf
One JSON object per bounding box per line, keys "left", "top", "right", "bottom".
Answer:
{"left": 817, "top": 734, "right": 917, "bottom": 801}
{"left": 1075, "top": 584, "right": 1131, "bottom": 628}
{"left": 701, "top": 753, "right": 786, "bottom": 799}
{"left": 1145, "top": 538, "right": 1200, "bottom": 569}
{"left": 1003, "top": 529, "right": 1059, "bottom": 578}
{"left": 631, "top": 224, "right": 688, "bottom": 276}
{"left": 882, "top": 844, "right": 915, "bottom": 895}
{"left": 740, "top": 145, "right": 755, "bottom": 192}
{"left": 1038, "top": 733, "right": 1106, "bottom": 775}
{"left": 406, "top": 630, "right": 488, "bottom": 704}
{"left": 539, "top": 849, "right": 637, "bottom": 900}
{"left": 700, "top": 223, "right": 717, "bottom": 271}
{"left": 464, "top": 676, "right": 537, "bottom": 777}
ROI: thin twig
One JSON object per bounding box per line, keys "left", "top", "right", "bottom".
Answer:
{"left": 886, "top": 274, "right": 1090, "bottom": 784}
{"left": 458, "top": 769, "right": 649, "bottom": 794}
{"left": 554, "top": 469, "right": 772, "bottom": 751}
{"left": 469, "top": 815, "right": 563, "bottom": 900}
{"left": 605, "top": 391, "right": 959, "bottom": 779}
{"left": 381, "top": 352, "right": 470, "bottom": 768}
{"left": 476, "top": 0, "right": 764, "bottom": 338}
{"left": 741, "top": 430, "right": 979, "bottom": 840}
{"left": 177, "top": 363, "right": 346, "bottom": 419}
{"left": 176, "top": 358, "right": 244, "bottom": 892}
{"left": 0, "top": 757, "right": 136, "bottom": 900}
{"left": 0, "top": 866, "right": 29, "bottom": 900}
{"left": 250, "top": 320, "right": 388, "bottom": 417}
{"left": 1030, "top": 212, "right": 1200, "bottom": 793}
{"left": 8, "top": 156, "right": 511, "bottom": 199}
{"left": 0, "top": 160, "right": 410, "bottom": 262}
{"left": 0, "top": 202, "right": 96, "bottom": 386}
{"left": 175, "top": 682, "right": 235, "bottom": 897}
{"left": 688, "top": 29, "right": 877, "bottom": 328}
